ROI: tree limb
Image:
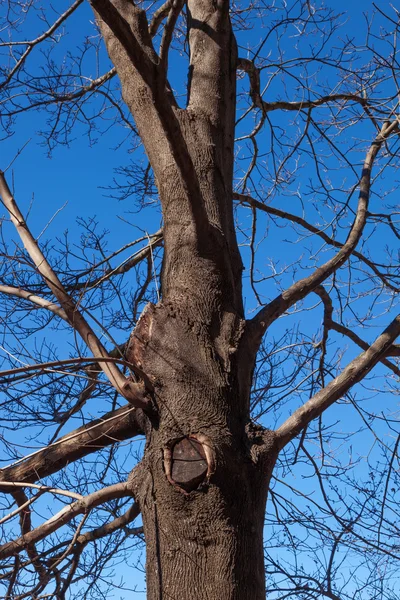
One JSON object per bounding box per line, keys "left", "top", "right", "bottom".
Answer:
{"left": 91, "top": 0, "right": 206, "bottom": 235}
{"left": 248, "top": 119, "right": 399, "bottom": 345}
{"left": 0, "top": 404, "right": 146, "bottom": 485}
{"left": 0, "top": 0, "right": 84, "bottom": 90}
{"left": 0, "top": 285, "right": 68, "bottom": 320}
{"left": 71, "top": 228, "right": 163, "bottom": 291}
{"left": 10, "top": 489, "right": 47, "bottom": 584}
{"left": 0, "top": 171, "right": 149, "bottom": 408}
{"left": 74, "top": 501, "right": 140, "bottom": 546}
{"left": 187, "top": 0, "right": 236, "bottom": 148}
{"left": 149, "top": 0, "right": 174, "bottom": 37}
{"left": 0, "top": 482, "right": 83, "bottom": 500}
{"left": 275, "top": 313, "right": 400, "bottom": 449}
{"left": 234, "top": 193, "right": 399, "bottom": 293}
{"left": 90, "top": 0, "right": 158, "bottom": 88}
{"left": 237, "top": 56, "right": 368, "bottom": 114}
{"left": 159, "top": 0, "right": 184, "bottom": 80}
{"left": 314, "top": 286, "right": 400, "bottom": 377}
{"left": 0, "top": 482, "right": 131, "bottom": 560}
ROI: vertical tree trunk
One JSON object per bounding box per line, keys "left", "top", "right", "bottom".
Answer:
{"left": 127, "top": 302, "right": 277, "bottom": 600}
{"left": 88, "top": 2, "right": 277, "bottom": 597}
{"left": 134, "top": 442, "right": 274, "bottom": 600}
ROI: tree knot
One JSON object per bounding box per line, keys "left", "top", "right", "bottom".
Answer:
{"left": 163, "top": 433, "right": 215, "bottom": 495}
{"left": 245, "top": 422, "right": 278, "bottom": 470}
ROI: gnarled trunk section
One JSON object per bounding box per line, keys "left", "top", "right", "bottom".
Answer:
{"left": 127, "top": 302, "right": 277, "bottom": 600}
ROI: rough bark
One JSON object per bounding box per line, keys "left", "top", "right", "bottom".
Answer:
{"left": 126, "top": 302, "right": 277, "bottom": 600}
{"left": 84, "top": 3, "right": 281, "bottom": 598}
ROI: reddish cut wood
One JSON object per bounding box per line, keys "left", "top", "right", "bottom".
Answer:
{"left": 171, "top": 438, "right": 208, "bottom": 492}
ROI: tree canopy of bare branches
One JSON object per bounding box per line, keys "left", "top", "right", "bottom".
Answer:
{"left": 0, "top": 1, "right": 399, "bottom": 599}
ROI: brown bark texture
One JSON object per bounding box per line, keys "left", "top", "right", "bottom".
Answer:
{"left": 126, "top": 302, "right": 277, "bottom": 600}
{"left": 87, "top": 1, "right": 279, "bottom": 597}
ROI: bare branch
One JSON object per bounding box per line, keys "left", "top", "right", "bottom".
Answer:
{"left": 0, "top": 171, "right": 150, "bottom": 409}
{"left": 0, "top": 482, "right": 82, "bottom": 500}
{"left": 0, "top": 285, "right": 68, "bottom": 320}
{"left": 314, "top": 286, "right": 400, "bottom": 377}
{"left": 10, "top": 489, "right": 46, "bottom": 584}
{"left": 187, "top": 0, "right": 236, "bottom": 136}
{"left": 0, "top": 0, "right": 84, "bottom": 90}
{"left": 159, "top": 0, "right": 185, "bottom": 78}
{"left": 248, "top": 119, "right": 399, "bottom": 344}
{"left": 90, "top": 0, "right": 158, "bottom": 89}
{"left": 74, "top": 501, "right": 140, "bottom": 546}
{"left": 25, "top": 68, "right": 117, "bottom": 106}
{"left": 71, "top": 228, "right": 163, "bottom": 291}
{"left": 91, "top": 0, "right": 207, "bottom": 236}
{"left": 0, "top": 482, "right": 131, "bottom": 560}
{"left": 275, "top": 313, "right": 400, "bottom": 449}
{"left": 0, "top": 356, "right": 136, "bottom": 384}
{"left": 0, "top": 404, "right": 146, "bottom": 484}
{"left": 234, "top": 194, "right": 399, "bottom": 293}
{"left": 149, "top": 0, "right": 174, "bottom": 37}
{"left": 237, "top": 57, "right": 368, "bottom": 114}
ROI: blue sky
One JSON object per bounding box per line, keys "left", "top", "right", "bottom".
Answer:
{"left": 0, "top": 1, "right": 399, "bottom": 598}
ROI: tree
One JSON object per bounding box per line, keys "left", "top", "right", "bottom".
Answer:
{"left": 0, "top": 1, "right": 399, "bottom": 598}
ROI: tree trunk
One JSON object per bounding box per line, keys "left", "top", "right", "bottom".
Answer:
{"left": 88, "top": 2, "right": 277, "bottom": 597}
{"left": 127, "top": 302, "right": 277, "bottom": 600}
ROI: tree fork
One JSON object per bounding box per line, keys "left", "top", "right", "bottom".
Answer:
{"left": 87, "top": 2, "right": 269, "bottom": 596}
